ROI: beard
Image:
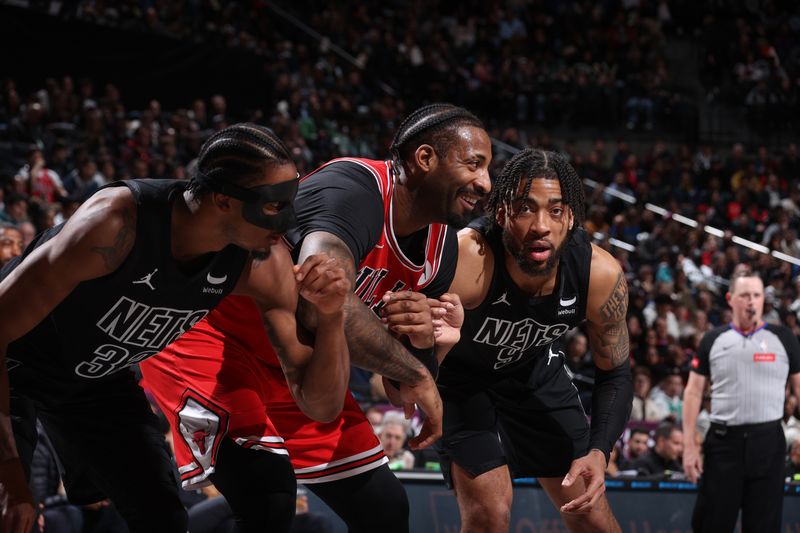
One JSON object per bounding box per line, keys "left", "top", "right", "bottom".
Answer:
{"left": 502, "top": 230, "right": 568, "bottom": 277}
{"left": 446, "top": 210, "right": 473, "bottom": 230}
{"left": 446, "top": 189, "right": 486, "bottom": 229}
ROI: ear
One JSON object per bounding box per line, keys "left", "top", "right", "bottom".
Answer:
{"left": 212, "top": 192, "right": 235, "bottom": 213}
{"left": 496, "top": 204, "right": 507, "bottom": 227}
{"left": 414, "top": 144, "right": 437, "bottom": 173}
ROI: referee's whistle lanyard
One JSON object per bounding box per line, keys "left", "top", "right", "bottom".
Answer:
{"left": 729, "top": 320, "right": 766, "bottom": 339}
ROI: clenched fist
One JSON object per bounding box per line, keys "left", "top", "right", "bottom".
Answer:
{"left": 293, "top": 253, "right": 350, "bottom": 316}
{"left": 381, "top": 290, "right": 434, "bottom": 349}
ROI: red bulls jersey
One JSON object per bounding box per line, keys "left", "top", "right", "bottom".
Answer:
{"left": 299, "top": 157, "right": 455, "bottom": 316}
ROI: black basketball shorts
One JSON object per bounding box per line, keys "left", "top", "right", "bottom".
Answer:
{"left": 434, "top": 355, "right": 590, "bottom": 487}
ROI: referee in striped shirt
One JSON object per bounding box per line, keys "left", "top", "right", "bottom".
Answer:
{"left": 683, "top": 269, "right": 800, "bottom": 532}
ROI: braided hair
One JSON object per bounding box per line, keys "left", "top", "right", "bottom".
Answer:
{"left": 390, "top": 104, "right": 484, "bottom": 168}
{"left": 187, "top": 123, "right": 293, "bottom": 197}
{"left": 486, "top": 148, "right": 586, "bottom": 233}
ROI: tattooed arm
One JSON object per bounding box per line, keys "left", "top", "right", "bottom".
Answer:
{"left": 585, "top": 250, "right": 630, "bottom": 370}
{"left": 296, "top": 231, "right": 434, "bottom": 383}
{"left": 585, "top": 245, "right": 633, "bottom": 448}
{"left": 561, "top": 245, "right": 632, "bottom": 514}
{"left": 295, "top": 231, "right": 442, "bottom": 448}
{"left": 0, "top": 187, "right": 137, "bottom": 529}
{"left": 240, "top": 246, "right": 350, "bottom": 423}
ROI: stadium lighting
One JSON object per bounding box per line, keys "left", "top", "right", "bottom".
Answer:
{"left": 731, "top": 236, "right": 769, "bottom": 254}
{"left": 608, "top": 238, "right": 636, "bottom": 252}
{"left": 670, "top": 214, "right": 698, "bottom": 228}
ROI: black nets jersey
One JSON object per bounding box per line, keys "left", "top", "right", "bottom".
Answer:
{"left": 5, "top": 179, "right": 249, "bottom": 393}
{"left": 439, "top": 218, "right": 592, "bottom": 387}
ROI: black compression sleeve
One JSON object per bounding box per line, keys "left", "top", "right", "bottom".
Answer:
{"left": 404, "top": 340, "right": 438, "bottom": 380}
{"left": 285, "top": 161, "right": 384, "bottom": 263}
{"left": 589, "top": 364, "right": 633, "bottom": 463}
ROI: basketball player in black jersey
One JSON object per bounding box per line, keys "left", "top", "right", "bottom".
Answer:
{"left": 0, "top": 124, "right": 351, "bottom": 533}
{"left": 435, "top": 149, "right": 631, "bottom": 532}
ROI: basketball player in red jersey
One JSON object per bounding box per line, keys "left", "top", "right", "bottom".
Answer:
{"left": 140, "top": 104, "right": 492, "bottom": 532}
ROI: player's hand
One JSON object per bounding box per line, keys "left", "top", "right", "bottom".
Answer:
{"left": 294, "top": 254, "right": 349, "bottom": 316}
{"left": 381, "top": 376, "right": 420, "bottom": 426}
{"left": 381, "top": 291, "right": 434, "bottom": 349}
{"left": 560, "top": 449, "right": 607, "bottom": 514}
{"left": 398, "top": 372, "right": 442, "bottom": 450}
{"left": 429, "top": 293, "right": 463, "bottom": 348}
{"left": 683, "top": 441, "right": 703, "bottom": 484}
{"left": 381, "top": 376, "right": 404, "bottom": 407}
{"left": 1, "top": 458, "right": 36, "bottom": 533}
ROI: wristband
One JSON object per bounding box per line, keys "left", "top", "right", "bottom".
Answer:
{"left": 406, "top": 343, "right": 438, "bottom": 381}
{"left": 387, "top": 343, "right": 438, "bottom": 390}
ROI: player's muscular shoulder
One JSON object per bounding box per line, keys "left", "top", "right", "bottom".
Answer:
{"left": 587, "top": 244, "right": 627, "bottom": 323}
{"left": 299, "top": 231, "right": 356, "bottom": 280}
{"left": 56, "top": 186, "right": 138, "bottom": 276}
{"left": 452, "top": 228, "right": 493, "bottom": 309}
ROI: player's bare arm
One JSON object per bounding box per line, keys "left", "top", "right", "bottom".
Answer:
{"left": 562, "top": 245, "right": 631, "bottom": 515}
{"left": 431, "top": 227, "right": 493, "bottom": 368}
{"left": 586, "top": 247, "right": 630, "bottom": 371}
{"left": 238, "top": 245, "right": 349, "bottom": 423}
{"left": 0, "top": 188, "right": 136, "bottom": 527}
{"left": 682, "top": 371, "right": 708, "bottom": 483}
{"left": 449, "top": 228, "right": 494, "bottom": 311}
{"left": 297, "top": 230, "right": 432, "bottom": 385}
{"left": 297, "top": 230, "right": 442, "bottom": 449}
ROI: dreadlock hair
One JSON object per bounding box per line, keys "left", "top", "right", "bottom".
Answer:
{"left": 187, "top": 123, "right": 292, "bottom": 198}
{"left": 485, "top": 148, "right": 586, "bottom": 234}
{"left": 389, "top": 103, "right": 484, "bottom": 170}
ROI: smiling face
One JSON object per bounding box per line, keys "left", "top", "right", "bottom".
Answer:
{"left": 423, "top": 125, "right": 492, "bottom": 229}
{"left": 497, "top": 177, "right": 574, "bottom": 277}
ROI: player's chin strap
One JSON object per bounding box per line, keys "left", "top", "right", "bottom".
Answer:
{"left": 589, "top": 363, "right": 633, "bottom": 464}
{"left": 195, "top": 171, "right": 299, "bottom": 232}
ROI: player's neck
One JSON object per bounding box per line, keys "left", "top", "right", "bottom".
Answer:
{"left": 503, "top": 252, "right": 558, "bottom": 297}
{"left": 391, "top": 181, "right": 433, "bottom": 237}
{"left": 170, "top": 192, "right": 228, "bottom": 260}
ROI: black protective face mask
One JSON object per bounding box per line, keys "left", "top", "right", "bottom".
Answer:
{"left": 196, "top": 172, "right": 300, "bottom": 232}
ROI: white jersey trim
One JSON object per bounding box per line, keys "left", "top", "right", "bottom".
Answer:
{"left": 293, "top": 443, "right": 384, "bottom": 474}
{"left": 298, "top": 456, "right": 389, "bottom": 485}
